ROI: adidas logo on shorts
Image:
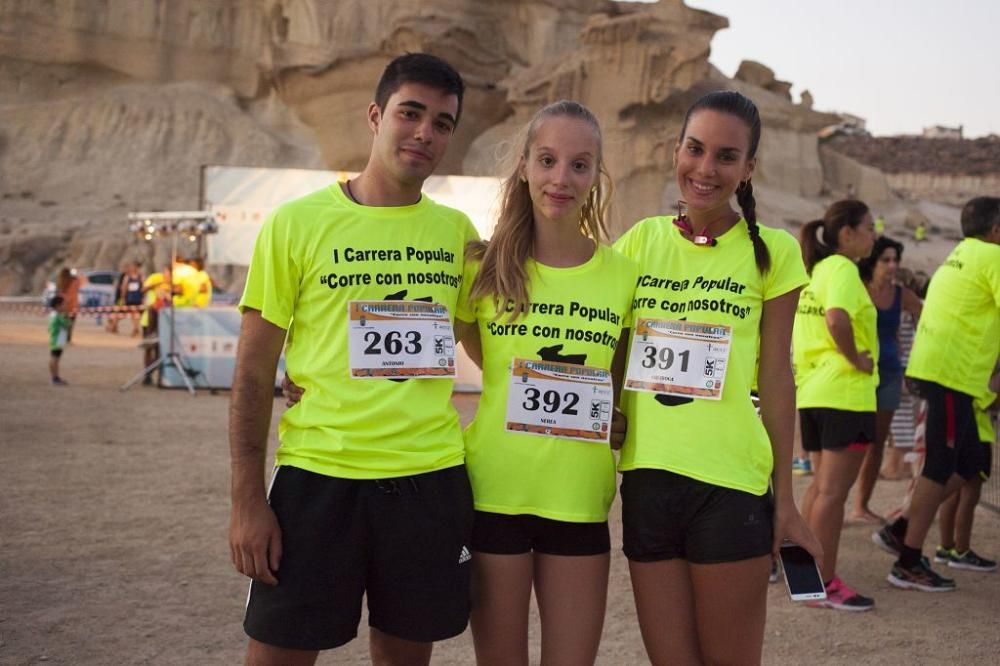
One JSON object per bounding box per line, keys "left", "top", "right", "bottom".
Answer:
{"left": 458, "top": 545, "right": 472, "bottom": 564}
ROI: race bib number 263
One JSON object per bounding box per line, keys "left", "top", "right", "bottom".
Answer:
{"left": 347, "top": 300, "right": 456, "bottom": 379}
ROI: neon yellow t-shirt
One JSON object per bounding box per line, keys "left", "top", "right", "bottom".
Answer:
{"left": 457, "top": 245, "right": 638, "bottom": 522}
{"left": 240, "top": 184, "right": 479, "bottom": 479}
{"left": 975, "top": 391, "right": 997, "bottom": 444}
{"left": 140, "top": 272, "right": 167, "bottom": 328}
{"left": 906, "top": 238, "right": 1000, "bottom": 398}
{"left": 194, "top": 270, "right": 212, "bottom": 307}
{"left": 614, "top": 217, "right": 808, "bottom": 496}
{"left": 793, "top": 254, "right": 879, "bottom": 411}
{"left": 172, "top": 262, "right": 198, "bottom": 308}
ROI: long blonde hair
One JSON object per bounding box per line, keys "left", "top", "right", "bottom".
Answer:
{"left": 467, "top": 100, "right": 613, "bottom": 319}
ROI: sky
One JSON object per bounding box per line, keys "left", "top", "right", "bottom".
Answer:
{"left": 626, "top": 0, "right": 1000, "bottom": 138}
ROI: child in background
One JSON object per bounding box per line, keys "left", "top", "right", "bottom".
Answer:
{"left": 48, "top": 294, "right": 72, "bottom": 385}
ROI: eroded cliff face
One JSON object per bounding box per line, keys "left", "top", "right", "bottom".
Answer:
{"left": 464, "top": 3, "right": 838, "bottom": 233}
{"left": 0, "top": 0, "right": 845, "bottom": 293}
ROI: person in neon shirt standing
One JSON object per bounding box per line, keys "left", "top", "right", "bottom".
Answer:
{"left": 190, "top": 257, "right": 213, "bottom": 308}
{"left": 794, "top": 200, "right": 878, "bottom": 611}
{"left": 876, "top": 196, "right": 1000, "bottom": 592}
{"left": 230, "top": 54, "right": 478, "bottom": 665}
{"left": 455, "top": 100, "right": 636, "bottom": 665}
{"left": 170, "top": 258, "right": 199, "bottom": 308}
{"left": 614, "top": 91, "right": 820, "bottom": 664}
{"left": 138, "top": 265, "right": 173, "bottom": 382}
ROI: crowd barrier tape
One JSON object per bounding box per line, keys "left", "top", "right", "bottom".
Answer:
{"left": 0, "top": 300, "right": 147, "bottom": 316}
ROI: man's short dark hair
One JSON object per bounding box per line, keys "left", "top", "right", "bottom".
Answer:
{"left": 960, "top": 196, "right": 1000, "bottom": 238}
{"left": 374, "top": 53, "right": 465, "bottom": 125}
{"left": 48, "top": 295, "right": 64, "bottom": 308}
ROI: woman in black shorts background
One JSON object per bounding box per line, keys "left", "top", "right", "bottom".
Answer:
{"left": 793, "top": 200, "right": 877, "bottom": 611}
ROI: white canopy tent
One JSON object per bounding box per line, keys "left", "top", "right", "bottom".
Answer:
{"left": 201, "top": 165, "right": 500, "bottom": 266}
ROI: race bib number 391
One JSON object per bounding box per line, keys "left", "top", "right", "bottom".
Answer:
{"left": 505, "top": 357, "right": 613, "bottom": 443}
{"left": 625, "top": 318, "right": 732, "bottom": 400}
{"left": 347, "top": 300, "right": 456, "bottom": 379}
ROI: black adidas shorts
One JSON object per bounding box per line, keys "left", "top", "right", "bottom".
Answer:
{"left": 472, "top": 511, "right": 610, "bottom": 556}
{"left": 621, "top": 468, "right": 773, "bottom": 564}
{"left": 244, "top": 464, "right": 474, "bottom": 651}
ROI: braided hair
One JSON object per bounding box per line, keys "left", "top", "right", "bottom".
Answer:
{"left": 680, "top": 91, "right": 771, "bottom": 275}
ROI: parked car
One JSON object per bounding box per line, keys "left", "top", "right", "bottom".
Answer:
{"left": 42, "top": 269, "right": 123, "bottom": 308}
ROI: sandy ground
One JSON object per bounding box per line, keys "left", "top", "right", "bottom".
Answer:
{"left": 1, "top": 310, "right": 998, "bottom": 665}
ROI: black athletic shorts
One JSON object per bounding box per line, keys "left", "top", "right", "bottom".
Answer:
{"left": 472, "top": 511, "right": 610, "bottom": 556}
{"left": 243, "top": 464, "right": 474, "bottom": 651}
{"left": 799, "top": 407, "right": 876, "bottom": 452}
{"left": 909, "top": 379, "right": 983, "bottom": 483}
{"left": 621, "top": 468, "right": 773, "bottom": 564}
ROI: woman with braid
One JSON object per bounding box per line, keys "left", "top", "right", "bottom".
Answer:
{"left": 793, "top": 200, "right": 878, "bottom": 610}
{"left": 614, "top": 91, "right": 820, "bottom": 664}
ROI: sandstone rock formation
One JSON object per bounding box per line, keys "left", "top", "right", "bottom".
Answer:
{"left": 0, "top": 0, "right": 959, "bottom": 294}
{"left": 735, "top": 60, "right": 792, "bottom": 101}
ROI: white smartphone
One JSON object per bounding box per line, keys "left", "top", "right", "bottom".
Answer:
{"left": 779, "top": 542, "right": 826, "bottom": 602}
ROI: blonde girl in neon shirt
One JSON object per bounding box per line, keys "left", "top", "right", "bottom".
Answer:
{"left": 614, "top": 91, "right": 820, "bottom": 665}
{"left": 458, "top": 100, "right": 636, "bottom": 666}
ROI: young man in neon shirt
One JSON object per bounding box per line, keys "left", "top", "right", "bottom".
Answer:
{"left": 229, "top": 54, "right": 478, "bottom": 664}
{"left": 876, "top": 196, "right": 1000, "bottom": 591}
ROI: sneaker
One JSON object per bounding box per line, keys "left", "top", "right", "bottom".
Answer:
{"left": 51, "top": 377, "right": 68, "bottom": 386}
{"left": 769, "top": 560, "right": 780, "bottom": 583}
{"left": 872, "top": 524, "right": 902, "bottom": 556}
{"left": 888, "top": 560, "right": 956, "bottom": 592}
{"left": 807, "top": 576, "right": 874, "bottom": 611}
{"left": 947, "top": 549, "right": 997, "bottom": 572}
{"left": 792, "top": 457, "right": 813, "bottom": 476}
{"left": 934, "top": 545, "right": 953, "bottom": 564}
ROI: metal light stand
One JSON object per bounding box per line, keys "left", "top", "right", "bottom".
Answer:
{"left": 120, "top": 212, "right": 216, "bottom": 396}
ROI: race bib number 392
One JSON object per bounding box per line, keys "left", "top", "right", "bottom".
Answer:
{"left": 505, "top": 357, "right": 613, "bottom": 443}
{"left": 347, "top": 300, "right": 456, "bottom": 379}
{"left": 624, "top": 318, "right": 732, "bottom": 400}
